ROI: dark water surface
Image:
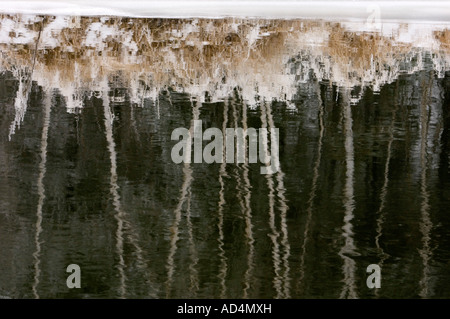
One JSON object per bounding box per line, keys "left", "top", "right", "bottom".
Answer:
{"left": 0, "top": 15, "right": 450, "bottom": 299}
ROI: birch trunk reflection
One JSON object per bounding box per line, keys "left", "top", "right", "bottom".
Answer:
{"left": 32, "top": 92, "right": 51, "bottom": 299}
{"left": 339, "top": 90, "right": 358, "bottom": 299}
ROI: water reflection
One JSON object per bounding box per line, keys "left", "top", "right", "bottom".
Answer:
{"left": 260, "top": 100, "right": 283, "bottom": 298}
{"left": 0, "top": 14, "right": 449, "bottom": 299}
{"left": 298, "top": 81, "right": 324, "bottom": 294}
{"left": 264, "top": 100, "right": 291, "bottom": 298}
{"left": 217, "top": 98, "right": 229, "bottom": 299}
{"left": 418, "top": 75, "right": 433, "bottom": 299}
{"left": 32, "top": 92, "right": 51, "bottom": 299}
{"left": 338, "top": 90, "right": 358, "bottom": 299}
{"left": 374, "top": 83, "right": 397, "bottom": 298}
{"left": 102, "top": 86, "right": 128, "bottom": 298}
{"left": 240, "top": 99, "right": 255, "bottom": 299}
{"left": 165, "top": 98, "right": 198, "bottom": 298}
{"left": 186, "top": 98, "right": 200, "bottom": 297}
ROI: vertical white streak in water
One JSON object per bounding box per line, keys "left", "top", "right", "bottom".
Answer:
{"left": 260, "top": 101, "right": 282, "bottom": 298}
{"left": 241, "top": 100, "right": 255, "bottom": 299}
{"left": 166, "top": 96, "right": 198, "bottom": 298}
{"left": 185, "top": 189, "right": 199, "bottom": 296}
{"left": 32, "top": 92, "right": 51, "bottom": 299}
{"left": 166, "top": 163, "right": 192, "bottom": 297}
{"left": 339, "top": 90, "right": 358, "bottom": 299}
{"left": 186, "top": 98, "right": 199, "bottom": 296}
{"left": 298, "top": 83, "right": 324, "bottom": 295}
{"left": 375, "top": 116, "right": 395, "bottom": 248}
{"left": 231, "top": 98, "right": 256, "bottom": 298}
{"left": 265, "top": 100, "right": 291, "bottom": 298}
{"left": 103, "top": 88, "right": 126, "bottom": 298}
{"left": 418, "top": 78, "right": 432, "bottom": 299}
{"left": 217, "top": 98, "right": 228, "bottom": 299}
{"left": 231, "top": 98, "right": 246, "bottom": 294}
{"left": 104, "top": 82, "right": 154, "bottom": 297}
{"left": 125, "top": 224, "right": 153, "bottom": 296}
{"left": 375, "top": 89, "right": 397, "bottom": 298}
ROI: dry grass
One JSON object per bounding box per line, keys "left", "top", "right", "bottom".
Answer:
{"left": 0, "top": 14, "right": 449, "bottom": 102}
{"left": 435, "top": 29, "right": 450, "bottom": 52}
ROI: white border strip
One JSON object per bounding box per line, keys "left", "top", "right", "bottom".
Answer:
{"left": 0, "top": 1, "right": 449, "bottom": 23}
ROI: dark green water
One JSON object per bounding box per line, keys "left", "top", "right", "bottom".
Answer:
{"left": 1, "top": 62, "right": 450, "bottom": 299}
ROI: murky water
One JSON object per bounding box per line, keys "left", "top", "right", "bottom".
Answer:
{"left": 0, "top": 15, "right": 450, "bottom": 299}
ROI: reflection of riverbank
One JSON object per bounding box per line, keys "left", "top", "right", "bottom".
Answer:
{"left": 1, "top": 15, "right": 449, "bottom": 127}
{"left": 0, "top": 12, "right": 450, "bottom": 299}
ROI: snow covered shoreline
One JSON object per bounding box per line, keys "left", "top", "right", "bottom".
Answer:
{"left": 1, "top": 14, "right": 449, "bottom": 117}
{"left": 0, "top": 1, "right": 449, "bottom": 24}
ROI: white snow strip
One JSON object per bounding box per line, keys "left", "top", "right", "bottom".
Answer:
{"left": 0, "top": 1, "right": 449, "bottom": 23}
